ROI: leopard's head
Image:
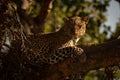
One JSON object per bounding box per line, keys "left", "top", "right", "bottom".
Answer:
{"left": 63, "top": 16, "right": 89, "bottom": 38}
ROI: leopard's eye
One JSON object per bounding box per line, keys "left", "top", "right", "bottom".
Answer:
{"left": 78, "top": 25, "right": 82, "bottom": 29}
{"left": 77, "top": 24, "right": 82, "bottom": 29}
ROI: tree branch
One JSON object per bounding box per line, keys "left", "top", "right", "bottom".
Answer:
{"left": 33, "top": 0, "right": 53, "bottom": 33}
{"left": 45, "top": 38, "right": 120, "bottom": 80}
{"left": 12, "top": 0, "right": 53, "bottom": 34}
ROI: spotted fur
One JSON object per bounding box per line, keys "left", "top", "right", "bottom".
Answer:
{"left": 25, "top": 16, "right": 88, "bottom": 64}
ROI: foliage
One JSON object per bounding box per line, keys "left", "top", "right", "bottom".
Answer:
{"left": 22, "top": 0, "right": 119, "bottom": 44}
{"left": 45, "top": 0, "right": 110, "bottom": 44}
{"left": 111, "top": 19, "right": 120, "bottom": 39}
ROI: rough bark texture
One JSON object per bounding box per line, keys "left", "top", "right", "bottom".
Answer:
{"left": 44, "top": 39, "right": 120, "bottom": 80}
{"left": 0, "top": 0, "right": 8, "bottom": 49}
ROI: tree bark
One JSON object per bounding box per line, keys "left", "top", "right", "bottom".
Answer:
{"left": 33, "top": 0, "right": 53, "bottom": 33}
{"left": 10, "top": 0, "right": 53, "bottom": 34}
{"left": 45, "top": 39, "right": 120, "bottom": 80}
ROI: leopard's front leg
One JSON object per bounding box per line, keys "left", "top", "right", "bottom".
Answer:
{"left": 47, "top": 46, "right": 87, "bottom": 64}
{"left": 71, "top": 46, "right": 87, "bottom": 63}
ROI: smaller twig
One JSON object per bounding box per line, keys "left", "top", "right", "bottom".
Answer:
{"left": 117, "top": 36, "right": 120, "bottom": 39}
{"left": 33, "top": 0, "right": 53, "bottom": 33}
{"left": 8, "top": 2, "right": 28, "bottom": 51}
{"left": 3, "top": 43, "right": 11, "bottom": 49}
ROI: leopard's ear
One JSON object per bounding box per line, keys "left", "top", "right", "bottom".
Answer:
{"left": 63, "top": 17, "right": 69, "bottom": 23}
{"left": 82, "top": 16, "right": 89, "bottom": 24}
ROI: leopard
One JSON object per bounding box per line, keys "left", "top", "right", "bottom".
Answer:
{"left": 24, "top": 16, "right": 89, "bottom": 65}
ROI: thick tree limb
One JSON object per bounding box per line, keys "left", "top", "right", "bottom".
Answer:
{"left": 0, "top": 0, "right": 12, "bottom": 50}
{"left": 12, "top": 0, "right": 53, "bottom": 34}
{"left": 33, "top": 0, "right": 53, "bottom": 33}
{"left": 45, "top": 39, "right": 120, "bottom": 80}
